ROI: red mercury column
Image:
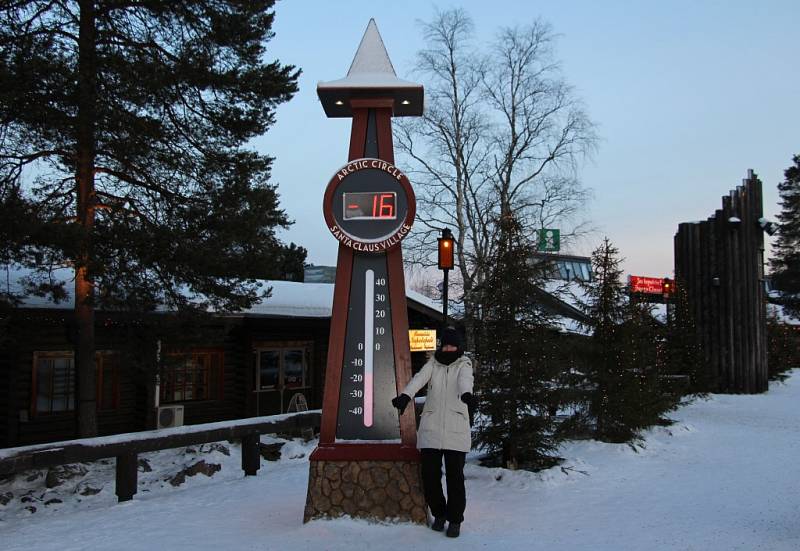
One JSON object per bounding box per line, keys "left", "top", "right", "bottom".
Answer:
{"left": 303, "top": 19, "right": 428, "bottom": 524}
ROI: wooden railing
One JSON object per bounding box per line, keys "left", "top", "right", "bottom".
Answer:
{"left": 0, "top": 410, "right": 321, "bottom": 502}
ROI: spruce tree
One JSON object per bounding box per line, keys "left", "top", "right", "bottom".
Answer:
{"left": 474, "top": 215, "right": 562, "bottom": 470}
{"left": 663, "top": 282, "right": 707, "bottom": 394}
{"left": 618, "top": 296, "right": 679, "bottom": 430}
{"left": 770, "top": 154, "right": 800, "bottom": 318}
{"left": 766, "top": 307, "right": 800, "bottom": 381}
{"left": 580, "top": 238, "right": 626, "bottom": 440}
{"left": 581, "top": 238, "right": 674, "bottom": 442}
{"left": 0, "top": 2, "right": 304, "bottom": 436}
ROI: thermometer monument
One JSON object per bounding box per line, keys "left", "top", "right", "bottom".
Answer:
{"left": 303, "top": 20, "right": 428, "bottom": 523}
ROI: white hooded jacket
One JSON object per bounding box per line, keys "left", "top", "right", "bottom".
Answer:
{"left": 401, "top": 354, "right": 474, "bottom": 453}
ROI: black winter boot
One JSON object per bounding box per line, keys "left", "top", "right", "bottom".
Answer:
{"left": 446, "top": 522, "right": 461, "bottom": 538}
{"left": 431, "top": 517, "right": 446, "bottom": 532}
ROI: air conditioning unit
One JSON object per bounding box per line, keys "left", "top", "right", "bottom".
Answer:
{"left": 157, "top": 405, "right": 185, "bottom": 429}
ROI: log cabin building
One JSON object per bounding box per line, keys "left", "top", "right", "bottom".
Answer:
{"left": 0, "top": 274, "right": 590, "bottom": 449}
{"left": 0, "top": 280, "right": 450, "bottom": 449}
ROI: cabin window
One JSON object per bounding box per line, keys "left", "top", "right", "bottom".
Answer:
{"left": 162, "top": 348, "right": 224, "bottom": 403}
{"left": 96, "top": 352, "right": 120, "bottom": 411}
{"left": 254, "top": 343, "right": 311, "bottom": 391}
{"left": 31, "top": 351, "right": 120, "bottom": 416}
{"left": 33, "top": 352, "right": 75, "bottom": 414}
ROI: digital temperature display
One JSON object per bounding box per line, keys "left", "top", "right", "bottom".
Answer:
{"left": 343, "top": 192, "right": 397, "bottom": 220}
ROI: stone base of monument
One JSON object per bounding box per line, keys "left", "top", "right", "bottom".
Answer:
{"left": 303, "top": 460, "right": 428, "bottom": 524}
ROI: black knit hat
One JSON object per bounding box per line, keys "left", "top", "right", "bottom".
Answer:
{"left": 438, "top": 326, "right": 463, "bottom": 352}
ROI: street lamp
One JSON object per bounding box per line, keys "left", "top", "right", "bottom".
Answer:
{"left": 662, "top": 277, "right": 675, "bottom": 323}
{"left": 438, "top": 228, "right": 455, "bottom": 321}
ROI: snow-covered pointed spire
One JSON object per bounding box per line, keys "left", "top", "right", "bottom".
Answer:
{"left": 317, "top": 19, "right": 423, "bottom": 118}
{"left": 346, "top": 18, "right": 397, "bottom": 77}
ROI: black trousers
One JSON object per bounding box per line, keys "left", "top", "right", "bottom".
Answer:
{"left": 420, "top": 448, "right": 467, "bottom": 523}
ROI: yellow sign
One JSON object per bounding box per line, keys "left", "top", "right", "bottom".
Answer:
{"left": 409, "top": 329, "right": 437, "bottom": 352}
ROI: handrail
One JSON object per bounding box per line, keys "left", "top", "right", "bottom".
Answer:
{"left": 0, "top": 410, "right": 321, "bottom": 502}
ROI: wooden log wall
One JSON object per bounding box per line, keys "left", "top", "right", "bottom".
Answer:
{"left": 4, "top": 310, "right": 147, "bottom": 447}
{"left": 674, "top": 170, "right": 768, "bottom": 393}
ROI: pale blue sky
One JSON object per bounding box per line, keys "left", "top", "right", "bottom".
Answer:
{"left": 255, "top": 0, "right": 799, "bottom": 279}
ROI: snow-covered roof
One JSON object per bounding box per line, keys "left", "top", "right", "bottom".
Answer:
{"left": 317, "top": 19, "right": 423, "bottom": 117}
{"left": 7, "top": 274, "right": 443, "bottom": 320}
{"left": 543, "top": 279, "right": 588, "bottom": 311}
{"left": 651, "top": 303, "right": 668, "bottom": 323}
{"left": 552, "top": 316, "right": 592, "bottom": 337}
{"left": 239, "top": 281, "right": 337, "bottom": 318}
{"left": 6, "top": 268, "right": 597, "bottom": 333}
{"left": 239, "top": 280, "right": 443, "bottom": 319}
{"left": 767, "top": 303, "right": 800, "bottom": 326}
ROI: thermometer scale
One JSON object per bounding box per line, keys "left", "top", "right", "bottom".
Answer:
{"left": 336, "top": 255, "right": 395, "bottom": 438}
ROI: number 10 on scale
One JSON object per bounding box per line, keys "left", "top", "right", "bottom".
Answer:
{"left": 348, "top": 269, "right": 387, "bottom": 427}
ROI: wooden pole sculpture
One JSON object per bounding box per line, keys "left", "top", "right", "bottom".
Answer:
{"left": 304, "top": 19, "right": 427, "bottom": 524}
{"left": 674, "top": 170, "right": 768, "bottom": 393}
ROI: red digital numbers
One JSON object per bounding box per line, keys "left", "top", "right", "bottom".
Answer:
{"left": 371, "top": 193, "right": 395, "bottom": 219}
{"left": 342, "top": 191, "right": 396, "bottom": 220}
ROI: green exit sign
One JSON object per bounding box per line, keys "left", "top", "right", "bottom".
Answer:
{"left": 537, "top": 229, "right": 560, "bottom": 252}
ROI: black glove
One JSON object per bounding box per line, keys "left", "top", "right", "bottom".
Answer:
{"left": 392, "top": 393, "right": 411, "bottom": 414}
{"left": 461, "top": 392, "right": 476, "bottom": 427}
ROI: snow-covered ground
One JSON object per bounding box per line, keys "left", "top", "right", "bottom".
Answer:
{"left": 3, "top": 371, "right": 800, "bottom": 550}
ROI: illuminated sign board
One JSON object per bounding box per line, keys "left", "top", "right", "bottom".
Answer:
{"left": 629, "top": 276, "right": 665, "bottom": 294}
{"left": 408, "top": 329, "right": 436, "bottom": 352}
{"left": 323, "top": 158, "right": 415, "bottom": 253}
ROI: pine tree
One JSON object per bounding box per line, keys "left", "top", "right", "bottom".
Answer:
{"left": 474, "top": 215, "right": 562, "bottom": 470}
{"left": 770, "top": 154, "right": 800, "bottom": 318}
{"left": 766, "top": 307, "right": 800, "bottom": 381}
{"left": 0, "top": 2, "right": 304, "bottom": 436}
{"left": 663, "top": 282, "right": 707, "bottom": 394}
{"left": 580, "top": 238, "right": 626, "bottom": 440}
{"left": 581, "top": 238, "right": 674, "bottom": 442}
{"left": 618, "top": 296, "right": 679, "bottom": 430}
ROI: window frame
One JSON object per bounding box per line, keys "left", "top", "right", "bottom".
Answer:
{"left": 253, "top": 341, "right": 312, "bottom": 393}
{"left": 96, "top": 351, "right": 121, "bottom": 411}
{"left": 30, "top": 350, "right": 121, "bottom": 417}
{"left": 161, "top": 347, "right": 225, "bottom": 404}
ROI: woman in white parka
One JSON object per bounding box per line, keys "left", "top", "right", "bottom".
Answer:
{"left": 392, "top": 327, "right": 475, "bottom": 538}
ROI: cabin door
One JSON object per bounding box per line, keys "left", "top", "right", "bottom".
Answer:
{"left": 253, "top": 343, "right": 311, "bottom": 416}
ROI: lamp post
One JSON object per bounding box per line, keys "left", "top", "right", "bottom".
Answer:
{"left": 438, "top": 228, "right": 455, "bottom": 322}
{"left": 662, "top": 277, "right": 675, "bottom": 325}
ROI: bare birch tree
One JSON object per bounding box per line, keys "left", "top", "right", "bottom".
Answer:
{"left": 395, "top": 8, "right": 493, "bottom": 346}
{"left": 484, "top": 22, "right": 596, "bottom": 243}
{"left": 396, "top": 9, "right": 597, "bottom": 347}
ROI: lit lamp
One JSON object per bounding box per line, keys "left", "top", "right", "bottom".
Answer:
{"left": 438, "top": 228, "right": 455, "bottom": 320}
{"left": 662, "top": 278, "right": 674, "bottom": 300}
{"left": 662, "top": 277, "right": 675, "bottom": 323}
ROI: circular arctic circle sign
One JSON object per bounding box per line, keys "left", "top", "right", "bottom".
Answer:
{"left": 323, "top": 158, "right": 416, "bottom": 253}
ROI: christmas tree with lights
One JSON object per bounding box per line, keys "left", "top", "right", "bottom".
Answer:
{"left": 581, "top": 238, "right": 675, "bottom": 442}
{"left": 473, "top": 215, "right": 563, "bottom": 469}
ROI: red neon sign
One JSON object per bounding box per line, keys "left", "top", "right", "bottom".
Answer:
{"left": 629, "top": 276, "right": 665, "bottom": 294}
